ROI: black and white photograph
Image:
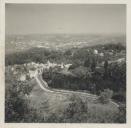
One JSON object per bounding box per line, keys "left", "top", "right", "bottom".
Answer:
{"left": 5, "top": 3, "right": 126, "bottom": 123}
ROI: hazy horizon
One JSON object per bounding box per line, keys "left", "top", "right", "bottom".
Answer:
{"left": 6, "top": 4, "right": 126, "bottom": 35}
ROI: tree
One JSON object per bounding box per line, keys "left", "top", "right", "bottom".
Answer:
{"left": 84, "top": 58, "right": 91, "bottom": 67}
{"left": 91, "top": 58, "right": 96, "bottom": 72}
{"left": 104, "top": 60, "right": 108, "bottom": 72}
{"left": 104, "top": 60, "right": 109, "bottom": 78}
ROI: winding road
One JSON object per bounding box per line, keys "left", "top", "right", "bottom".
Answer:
{"left": 34, "top": 73, "right": 119, "bottom": 107}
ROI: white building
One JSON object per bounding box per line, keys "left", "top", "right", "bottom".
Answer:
{"left": 29, "top": 70, "right": 38, "bottom": 78}
{"left": 94, "top": 49, "right": 98, "bottom": 55}
{"left": 60, "top": 62, "right": 64, "bottom": 69}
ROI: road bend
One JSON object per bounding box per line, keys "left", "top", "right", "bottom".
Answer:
{"left": 34, "top": 73, "right": 119, "bottom": 107}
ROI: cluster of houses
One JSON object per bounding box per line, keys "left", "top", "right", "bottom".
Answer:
{"left": 10, "top": 61, "right": 72, "bottom": 82}
{"left": 93, "top": 49, "right": 117, "bottom": 57}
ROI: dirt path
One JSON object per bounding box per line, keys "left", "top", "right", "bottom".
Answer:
{"left": 34, "top": 73, "right": 119, "bottom": 107}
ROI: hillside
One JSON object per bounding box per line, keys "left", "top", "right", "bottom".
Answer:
{"left": 5, "top": 35, "right": 126, "bottom": 123}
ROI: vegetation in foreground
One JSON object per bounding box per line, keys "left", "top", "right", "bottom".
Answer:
{"left": 5, "top": 43, "right": 126, "bottom": 123}
{"left": 5, "top": 76, "right": 126, "bottom": 123}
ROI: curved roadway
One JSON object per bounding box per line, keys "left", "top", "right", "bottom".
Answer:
{"left": 34, "top": 73, "right": 119, "bottom": 107}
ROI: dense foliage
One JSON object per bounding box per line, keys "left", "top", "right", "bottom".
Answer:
{"left": 5, "top": 81, "right": 33, "bottom": 122}
{"left": 42, "top": 61, "right": 126, "bottom": 103}
{"left": 5, "top": 81, "right": 125, "bottom": 123}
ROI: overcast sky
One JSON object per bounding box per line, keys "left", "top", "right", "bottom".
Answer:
{"left": 5, "top": 4, "right": 126, "bottom": 35}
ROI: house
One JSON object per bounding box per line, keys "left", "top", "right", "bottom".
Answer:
{"left": 29, "top": 70, "right": 38, "bottom": 78}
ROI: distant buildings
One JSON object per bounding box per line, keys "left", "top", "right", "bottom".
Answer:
{"left": 10, "top": 61, "right": 72, "bottom": 81}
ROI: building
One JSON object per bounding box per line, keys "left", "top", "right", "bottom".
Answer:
{"left": 94, "top": 49, "right": 98, "bottom": 55}
{"left": 29, "top": 70, "right": 38, "bottom": 78}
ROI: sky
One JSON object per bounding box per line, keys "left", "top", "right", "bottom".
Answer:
{"left": 5, "top": 4, "right": 126, "bottom": 35}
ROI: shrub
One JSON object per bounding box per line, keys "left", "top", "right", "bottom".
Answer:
{"left": 115, "top": 104, "right": 126, "bottom": 123}
{"left": 112, "top": 94, "right": 126, "bottom": 102}
{"left": 5, "top": 81, "right": 29, "bottom": 122}
{"left": 99, "top": 89, "right": 113, "bottom": 104}
{"left": 63, "top": 94, "right": 88, "bottom": 122}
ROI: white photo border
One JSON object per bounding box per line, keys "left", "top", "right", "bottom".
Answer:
{"left": 0, "top": 0, "right": 131, "bottom": 128}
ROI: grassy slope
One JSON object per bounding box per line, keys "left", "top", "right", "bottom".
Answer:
{"left": 29, "top": 79, "right": 118, "bottom": 123}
